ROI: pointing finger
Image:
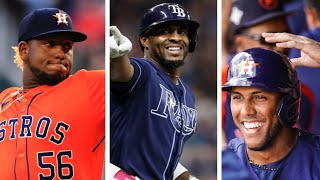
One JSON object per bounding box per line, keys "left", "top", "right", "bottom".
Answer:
{"left": 110, "top": 26, "right": 122, "bottom": 40}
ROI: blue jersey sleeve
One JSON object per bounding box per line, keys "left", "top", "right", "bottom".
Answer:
{"left": 111, "top": 58, "right": 151, "bottom": 96}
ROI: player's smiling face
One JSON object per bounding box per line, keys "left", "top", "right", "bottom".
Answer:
{"left": 25, "top": 33, "right": 74, "bottom": 86}
{"left": 231, "top": 86, "right": 283, "bottom": 151}
{"left": 141, "top": 21, "right": 190, "bottom": 69}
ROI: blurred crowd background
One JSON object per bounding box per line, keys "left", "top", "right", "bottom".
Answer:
{"left": 111, "top": 0, "right": 217, "bottom": 179}
{"left": 0, "top": 0, "right": 105, "bottom": 91}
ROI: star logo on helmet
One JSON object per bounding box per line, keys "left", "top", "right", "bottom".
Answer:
{"left": 239, "top": 55, "right": 259, "bottom": 77}
{"left": 168, "top": 97, "right": 176, "bottom": 110}
{"left": 53, "top": 10, "right": 69, "bottom": 26}
{"left": 258, "top": 0, "right": 278, "bottom": 10}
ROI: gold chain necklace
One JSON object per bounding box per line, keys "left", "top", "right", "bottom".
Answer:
{"left": 248, "top": 130, "right": 300, "bottom": 172}
{"left": 249, "top": 159, "right": 279, "bottom": 171}
{"left": 19, "top": 88, "right": 29, "bottom": 94}
{"left": 164, "top": 72, "right": 180, "bottom": 78}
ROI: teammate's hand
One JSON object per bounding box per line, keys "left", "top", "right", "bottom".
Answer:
{"left": 110, "top": 26, "right": 132, "bottom": 59}
{"left": 262, "top": 32, "right": 320, "bottom": 68}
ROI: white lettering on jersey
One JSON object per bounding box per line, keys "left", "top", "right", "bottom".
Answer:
{"left": 151, "top": 84, "right": 197, "bottom": 135}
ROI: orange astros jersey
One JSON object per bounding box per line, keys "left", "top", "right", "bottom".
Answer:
{"left": 0, "top": 69, "right": 105, "bottom": 180}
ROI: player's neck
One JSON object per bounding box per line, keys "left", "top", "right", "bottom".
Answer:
{"left": 247, "top": 128, "right": 299, "bottom": 165}
{"left": 22, "top": 67, "right": 45, "bottom": 90}
{"left": 164, "top": 72, "right": 180, "bottom": 85}
{"left": 147, "top": 57, "right": 180, "bottom": 84}
{"left": 18, "top": 88, "right": 30, "bottom": 94}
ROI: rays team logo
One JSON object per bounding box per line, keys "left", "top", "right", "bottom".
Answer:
{"left": 53, "top": 10, "right": 69, "bottom": 26}
{"left": 168, "top": 4, "right": 187, "bottom": 18}
{"left": 258, "top": 0, "right": 278, "bottom": 10}
{"left": 151, "top": 84, "right": 197, "bottom": 135}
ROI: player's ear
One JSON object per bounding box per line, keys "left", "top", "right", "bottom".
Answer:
{"left": 140, "top": 36, "right": 149, "bottom": 50}
{"left": 305, "top": 7, "right": 317, "bottom": 27}
{"left": 18, "top": 41, "right": 29, "bottom": 62}
{"left": 234, "top": 35, "right": 247, "bottom": 52}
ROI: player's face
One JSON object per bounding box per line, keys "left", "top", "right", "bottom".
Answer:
{"left": 230, "top": 87, "right": 282, "bottom": 151}
{"left": 235, "top": 18, "right": 289, "bottom": 55}
{"left": 26, "top": 34, "right": 74, "bottom": 85}
{"left": 142, "top": 21, "right": 190, "bottom": 69}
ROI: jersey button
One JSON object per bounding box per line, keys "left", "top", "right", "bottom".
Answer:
{"left": 21, "top": 107, "right": 26, "bottom": 112}
{"left": 18, "top": 153, "right": 24, "bottom": 158}
{"left": 22, "top": 98, "right": 27, "bottom": 103}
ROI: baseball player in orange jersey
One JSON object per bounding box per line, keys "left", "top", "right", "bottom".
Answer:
{"left": 0, "top": 8, "right": 105, "bottom": 179}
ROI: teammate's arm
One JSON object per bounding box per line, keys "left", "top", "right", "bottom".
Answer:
{"left": 262, "top": 32, "right": 320, "bottom": 68}
{"left": 110, "top": 26, "right": 134, "bottom": 82}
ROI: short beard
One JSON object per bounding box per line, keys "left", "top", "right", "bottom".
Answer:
{"left": 161, "top": 58, "right": 185, "bottom": 69}
{"left": 29, "top": 63, "right": 69, "bottom": 86}
{"left": 247, "top": 120, "right": 282, "bottom": 151}
{"left": 152, "top": 52, "right": 186, "bottom": 70}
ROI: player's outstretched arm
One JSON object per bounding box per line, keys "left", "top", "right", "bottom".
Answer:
{"left": 174, "top": 163, "right": 199, "bottom": 180}
{"left": 262, "top": 32, "right": 320, "bottom": 68}
{"left": 110, "top": 26, "right": 134, "bottom": 82}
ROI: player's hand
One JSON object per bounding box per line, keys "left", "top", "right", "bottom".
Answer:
{"left": 175, "top": 171, "right": 199, "bottom": 180}
{"left": 112, "top": 170, "right": 140, "bottom": 180}
{"left": 110, "top": 163, "right": 140, "bottom": 180}
{"left": 174, "top": 163, "right": 199, "bottom": 180}
{"left": 110, "top": 26, "right": 132, "bottom": 59}
{"left": 262, "top": 32, "right": 320, "bottom": 68}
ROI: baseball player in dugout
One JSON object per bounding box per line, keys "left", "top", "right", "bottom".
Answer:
{"left": 222, "top": 0, "right": 315, "bottom": 143}
{"left": 110, "top": 3, "right": 199, "bottom": 180}
{"left": 0, "top": 8, "right": 105, "bottom": 179}
{"left": 222, "top": 47, "right": 320, "bottom": 179}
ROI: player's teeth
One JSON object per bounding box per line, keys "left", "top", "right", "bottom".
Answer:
{"left": 243, "top": 122, "right": 263, "bottom": 129}
{"left": 168, "top": 47, "right": 180, "bottom": 51}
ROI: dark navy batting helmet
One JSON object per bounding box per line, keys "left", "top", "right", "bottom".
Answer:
{"left": 222, "top": 48, "right": 301, "bottom": 126}
{"left": 139, "top": 3, "right": 199, "bottom": 52}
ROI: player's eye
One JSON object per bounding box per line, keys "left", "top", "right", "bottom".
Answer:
{"left": 254, "top": 95, "right": 267, "bottom": 101}
{"left": 178, "top": 28, "right": 188, "bottom": 35}
{"left": 63, "top": 42, "right": 73, "bottom": 51}
{"left": 231, "top": 94, "right": 242, "bottom": 100}
{"left": 45, "top": 40, "right": 56, "bottom": 47}
{"left": 158, "top": 29, "right": 170, "bottom": 35}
